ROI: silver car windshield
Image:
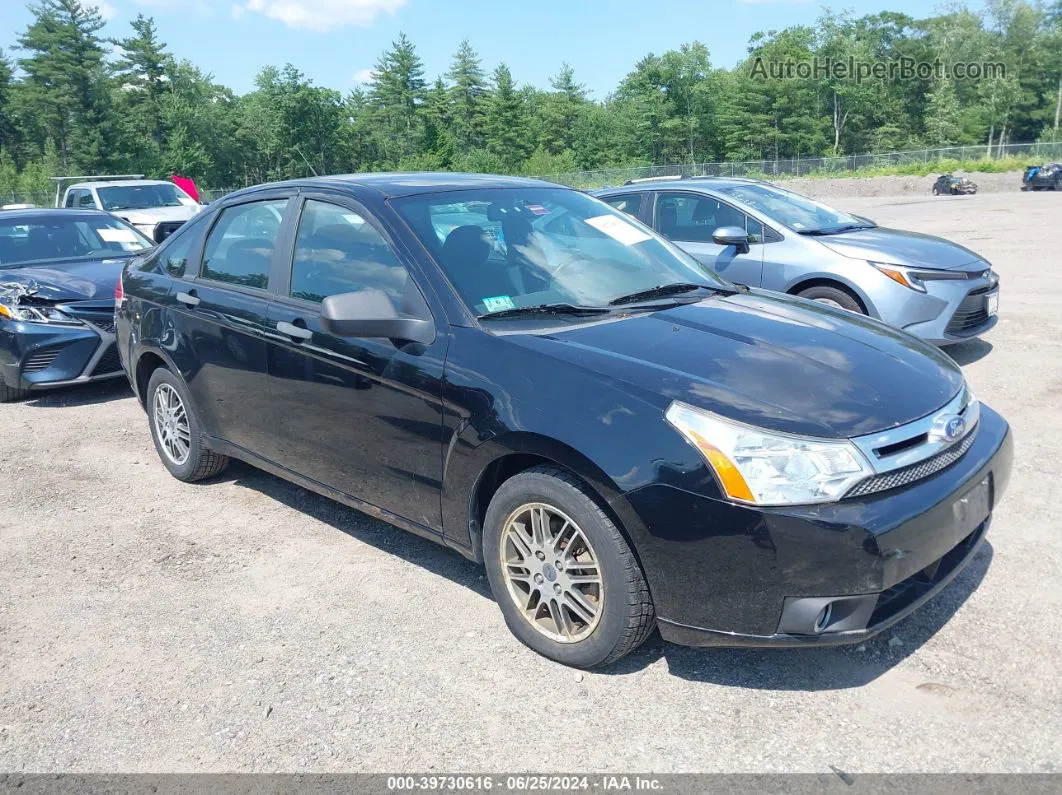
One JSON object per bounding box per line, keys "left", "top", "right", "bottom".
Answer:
{"left": 392, "top": 187, "right": 731, "bottom": 318}
{"left": 716, "top": 183, "right": 874, "bottom": 235}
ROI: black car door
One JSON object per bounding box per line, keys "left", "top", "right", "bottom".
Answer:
{"left": 260, "top": 192, "right": 450, "bottom": 532}
{"left": 165, "top": 192, "right": 294, "bottom": 455}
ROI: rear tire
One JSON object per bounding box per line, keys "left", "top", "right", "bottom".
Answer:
{"left": 482, "top": 465, "right": 655, "bottom": 668}
{"left": 146, "top": 367, "right": 229, "bottom": 482}
{"left": 796, "top": 285, "right": 864, "bottom": 314}
{"left": 932, "top": 186, "right": 940, "bottom": 195}
{"left": 0, "top": 383, "right": 31, "bottom": 403}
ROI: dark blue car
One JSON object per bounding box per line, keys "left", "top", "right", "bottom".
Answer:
{"left": 0, "top": 208, "right": 154, "bottom": 401}
{"left": 116, "top": 174, "right": 1013, "bottom": 668}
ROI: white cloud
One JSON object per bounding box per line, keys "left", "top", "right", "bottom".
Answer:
{"left": 231, "top": 0, "right": 406, "bottom": 30}
{"left": 88, "top": 0, "right": 118, "bottom": 19}
{"left": 351, "top": 67, "right": 376, "bottom": 84}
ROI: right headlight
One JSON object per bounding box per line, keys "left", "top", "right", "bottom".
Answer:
{"left": 0, "top": 303, "right": 84, "bottom": 326}
{"left": 665, "top": 401, "right": 873, "bottom": 506}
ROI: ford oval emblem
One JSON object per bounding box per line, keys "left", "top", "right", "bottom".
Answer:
{"left": 932, "top": 414, "right": 966, "bottom": 443}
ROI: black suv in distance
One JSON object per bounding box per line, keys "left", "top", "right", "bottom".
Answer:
{"left": 116, "top": 174, "right": 1013, "bottom": 668}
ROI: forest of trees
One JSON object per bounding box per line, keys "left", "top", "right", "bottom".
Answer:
{"left": 1, "top": 0, "right": 1061, "bottom": 199}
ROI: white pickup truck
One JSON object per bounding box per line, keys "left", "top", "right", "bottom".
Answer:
{"left": 60, "top": 179, "right": 202, "bottom": 243}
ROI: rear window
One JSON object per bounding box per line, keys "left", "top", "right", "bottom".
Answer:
{"left": 200, "top": 200, "right": 287, "bottom": 289}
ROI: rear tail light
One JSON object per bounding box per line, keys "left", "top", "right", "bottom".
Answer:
{"left": 115, "top": 272, "right": 125, "bottom": 304}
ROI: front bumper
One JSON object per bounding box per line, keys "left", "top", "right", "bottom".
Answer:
{"left": 621, "top": 405, "right": 1012, "bottom": 649}
{"left": 871, "top": 271, "right": 998, "bottom": 346}
{"left": 0, "top": 302, "right": 123, "bottom": 392}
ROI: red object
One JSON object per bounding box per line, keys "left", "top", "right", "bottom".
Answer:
{"left": 170, "top": 175, "right": 199, "bottom": 203}
{"left": 115, "top": 272, "right": 124, "bottom": 304}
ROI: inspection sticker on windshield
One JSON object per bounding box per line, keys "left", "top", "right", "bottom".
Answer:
{"left": 585, "top": 215, "right": 652, "bottom": 246}
{"left": 482, "top": 295, "right": 516, "bottom": 313}
{"left": 98, "top": 228, "right": 140, "bottom": 243}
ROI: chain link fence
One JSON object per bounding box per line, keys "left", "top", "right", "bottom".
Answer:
{"left": 5, "top": 141, "right": 1061, "bottom": 205}
{"left": 538, "top": 141, "right": 1062, "bottom": 188}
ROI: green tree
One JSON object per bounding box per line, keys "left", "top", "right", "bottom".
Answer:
{"left": 368, "top": 32, "right": 426, "bottom": 164}
{"left": 484, "top": 63, "right": 529, "bottom": 170}
{"left": 14, "top": 0, "right": 115, "bottom": 171}
{"left": 446, "top": 39, "right": 487, "bottom": 151}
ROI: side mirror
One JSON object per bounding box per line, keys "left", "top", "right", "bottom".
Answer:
{"left": 712, "top": 226, "right": 750, "bottom": 254}
{"left": 321, "top": 288, "right": 435, "bottom": 345}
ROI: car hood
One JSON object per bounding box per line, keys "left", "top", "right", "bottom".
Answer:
{"left": 0, "top": 257, "right": 127, "bottom": 303}
{"left": 818, "top": 227, "right": 987, "bottom": 272}
{"left": 111, "top": 205, "right": 198, "bottom": 225}
{"left": 515, "top": 290, "right": 963, "bottom": 439}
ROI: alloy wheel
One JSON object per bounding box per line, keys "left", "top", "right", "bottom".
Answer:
{"left": 153, "top": 383, "right": 191, "bottom": 466}
{"left": 499, "top": 503, "right": 604, "bottom": 643}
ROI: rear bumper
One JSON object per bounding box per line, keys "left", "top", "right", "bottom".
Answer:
{"left": 622, "top": 406, "right": 1013, "bottom": 648}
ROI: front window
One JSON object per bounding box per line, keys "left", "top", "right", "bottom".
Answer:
{"left": 98, "top": 183, "right": 189, "bottom": 211}
{"left": 0, "top": 215, "right": 153, "bottom": 268}
{"left": 392, "top": 188, "right": 728, "bottom": 317}
{"left": 715, "top": 183, "right": 873, "bottom": 235}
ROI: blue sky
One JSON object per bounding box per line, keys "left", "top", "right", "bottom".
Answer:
{"left": 1, "top": 0, "right": 945, "bottom": 97}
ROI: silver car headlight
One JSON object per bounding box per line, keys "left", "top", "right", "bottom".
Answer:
{"left": 665, "top": 401, "right": 873, "bottom": 506}
{"left": 871, "top": 262, "right": 975, "bottom": 293}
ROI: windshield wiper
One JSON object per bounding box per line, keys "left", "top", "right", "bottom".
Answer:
{"left": 797, "top": 223, "right": 875, "bottom": 236}
{"left": 608, "top": 282, "right": 726, "bottom": 306}
{"left": 477, "top": 303, "right": 612, "bottom": 321}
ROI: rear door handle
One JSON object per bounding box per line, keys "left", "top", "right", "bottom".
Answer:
{"left": 276, "top": 320, "right": 312, "bottom": 341}
{"left": 176, "top": 291, "right": 200, "bottom": 308}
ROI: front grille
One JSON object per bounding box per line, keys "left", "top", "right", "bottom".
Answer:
{"left": 22, "top": 345, "right": 63, "bottom": 373}
{"left": 154, "top": 222, "right": 184, "bottom": 243}
{"left": 869, "top": 524, "right": 985, "bottom": 626}
{"left": 946, "top": 290, "right": 991, "bottom": 335}
{"left": 90, "top": 318, "right": 116, "bottom": 334}
{"left": 90, "top": 344, "right": 122, "bottom": 376}
{"left": 847, "top": 426, "right": 978, "bottom": 498}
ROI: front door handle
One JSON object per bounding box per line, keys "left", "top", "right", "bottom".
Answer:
{"left": 277, "top": 320, "right": 312, "bottom": 341}
{"left": 176, "top": 290, "right": 200, "bottom": 308}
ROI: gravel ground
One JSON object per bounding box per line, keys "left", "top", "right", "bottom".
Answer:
{"left": 1, "top": 190, "right": 1061, "bottom": 774}
{"left": 779, "top": 169, "right": 1026, "bottom": 198}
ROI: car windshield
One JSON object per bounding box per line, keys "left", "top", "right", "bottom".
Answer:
{"left": 97, "top": 183, "right": 188, "bottom": 210}
{"left": 391, "top": 187, "right": 730, "bottom": 318}
{"left": 715, "top": 183, "right": 873, "bottom": 235}
{"left": 0, "top": 215, "right": 153, "bottom": 267}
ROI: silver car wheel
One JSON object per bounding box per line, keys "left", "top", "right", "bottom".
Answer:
{"left": 500, "top": 502, "right": 604, "bottom": 643}
{"left": 153, "top": 383, "right": 191, "bottom": 466}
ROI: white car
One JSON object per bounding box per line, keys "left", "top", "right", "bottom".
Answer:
{"left": 61, "top": 180, "right": 202, "bottom": 243}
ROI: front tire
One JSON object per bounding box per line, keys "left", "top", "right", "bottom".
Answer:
{"left": 0, "top": 383, "right": 32, "bottom": 403}
{"left": 146, "top": 367, "right": 229, "bottom": 482}
{"left": 932, "top": 186, "right": 940, "bottom": 195}
{"left": 797, "top": 285, "right": 864, "bottom": 314}
{"left": 483, "top": 465, "right": 655, "bottom": 668}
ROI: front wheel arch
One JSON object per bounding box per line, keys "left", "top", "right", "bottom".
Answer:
{"left": 787, "top": 277, "right": 870, "bottom": 315}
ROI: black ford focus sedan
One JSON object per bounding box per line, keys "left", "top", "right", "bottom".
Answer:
{"left": 115, "top": 174, "right": 1012, "bottom": 668}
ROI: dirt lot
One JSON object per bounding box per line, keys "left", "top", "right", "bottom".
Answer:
{"left": 2, "top": 190, "right": 1061, "bottom": 774}
{"left": 779, "top": 169, "right": 1026, "bottom": 198}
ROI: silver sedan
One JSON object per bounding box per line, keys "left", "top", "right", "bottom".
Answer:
{"left": 595, "top": 178, "right": 999, "bottom": 346}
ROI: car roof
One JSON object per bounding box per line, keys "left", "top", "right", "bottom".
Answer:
{"left": 0, "top": 208, "right": 113, "bottom": 221}
{"left": 67, "top": 180, "right": 175, "bottom": 190}
{"left": 595, "top": 177, "right": 767, "bottom": 195}
{"left": 226, "top": 172, "right": 559, "bottom": 201}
